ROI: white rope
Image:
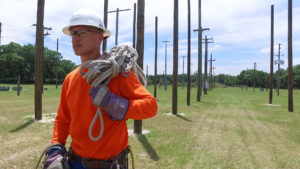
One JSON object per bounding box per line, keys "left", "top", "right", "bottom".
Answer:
{"left": 79, "top": 44, "right": 147, "bottom": 141}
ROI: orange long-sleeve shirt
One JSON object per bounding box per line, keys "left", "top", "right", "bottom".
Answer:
{"left": 51, "top": 66, "right": 157, "bottom": 160}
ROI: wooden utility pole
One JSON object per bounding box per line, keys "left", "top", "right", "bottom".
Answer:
{"left": 133, "top": 3, "right": 136, "bottom": 49}
{"left": 197, "top": 0, "right": 202, "bottom": 102}
{"left": 209, "top": 54, "right": 215, "bottom": 87}
{"left": 193, "top": 26, "right": 210, "bottom": 97}
{"left": 253, "top": 62, "right": 257, "bottom": 92}
{"left": 182, "top": 56, "right": 186, "bottom": 89}
{"left": 34, "top": 0, "right": 45, "bottom": 120}
{"left": 288, "top": 0, "right": 293, "bottom": 112}
{"left": 204, "top": 36, "right": 208, "bottom": 94}
{"left": 17, "top": 75, "right": 21, "bottom": 96}
{"left": 102, "top": 0, "right": 108, "bottom": 51}
{"left": 146, "top": 65, "right": 148, "bottom": 78}
{"left": 187, "top": 0, "right": 191, "bottom": 106}
{"left": 203, "top": 36, "right": 213, "bottom": 94}
{"left": 172, "top": 0, "right": 178, "bottom": 115}
{"left": 162, "top": 40, "right": 170, "bottom": 91}
{"left": 108, "top": 8, "right": 130, "bottom": 45}
{"left": 56, "top": 38, "right": 59, "bottom": 89}
{"left": 134, "top": 0, "right": 144, "bottom": 134}
{"left": 246, "top": 68, "right": 249, "bottom": 90}
{"left": 275, "top": 43, "right": 283, "bottom": 96}
{"left": 154, "top": 16, "right": 158, "bottom": 98}
{"left": 212, "top": 67, "right": 216, "bottom": 88}
{"left": 269, "top": 5, "right": 274, "bottom": 105}
{"left": 0, "top": 22, "right": 2, "bottom": 46}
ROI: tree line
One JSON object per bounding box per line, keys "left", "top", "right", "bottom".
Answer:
{"left": 214, "top": 66, "right": 300, "bottom": 89}
{"left": 147, "top": 65, "right": 300, "bottom": 89}
{"left": 1, "top": 41, "right": 300, "bottom": 89}
{"left": 0, "top": 42, "right": 77, "bottom": 84}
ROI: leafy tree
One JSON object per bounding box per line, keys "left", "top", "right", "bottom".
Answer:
{"left": 0, "top": 42, "right": 77, "bottom": 84}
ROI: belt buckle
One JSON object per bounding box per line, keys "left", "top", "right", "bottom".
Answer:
{"left": 81, "top": 158, "right": 89, "bottom": 168}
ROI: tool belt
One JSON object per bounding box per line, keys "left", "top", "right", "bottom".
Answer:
{"left": 68, "top": 147, "right": 129, "bottom": 169}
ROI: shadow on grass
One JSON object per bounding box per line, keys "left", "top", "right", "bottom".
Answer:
{"left": 200, "top": 101, "right": 213, "bottom": 105}
{"left": 175, "top": 114, "right": 192, "bottom": 122}
{"left": 136, "top": 134, "right": 160, "bottom": 161}
{"left": 9, "top": 119, "right": 34, "bottom": 132}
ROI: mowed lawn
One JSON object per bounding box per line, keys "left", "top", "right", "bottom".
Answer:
{"left": 0, "top": 84, "right": 299, "bottom": 169}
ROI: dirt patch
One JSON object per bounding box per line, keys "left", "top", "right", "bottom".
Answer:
{"left": 261, "top": 104, "right": 281, "bottom": 107}
{"left": 23, "top": 112, "right": 57, "bottom": 123}
{"left": 128, "top": 129, "right": 150, "bottom": 136}
{"left": 162, "top": 112, "right": 186, "bottom": 116}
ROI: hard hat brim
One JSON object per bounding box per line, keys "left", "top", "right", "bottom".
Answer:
{"left": 62, "top": 25, "right": 111, "bottom": 38}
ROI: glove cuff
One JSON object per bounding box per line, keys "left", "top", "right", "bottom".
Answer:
{"left": 45, "top": 144, "right": 67, "bottom": 157}
{"left": 102, "top": 93, "right": 129, "bottom": 121}
{"left": 92, "top": 85, "right": 109, "bottom": 106}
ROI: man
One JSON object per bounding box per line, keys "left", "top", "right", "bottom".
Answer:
{"left": 44, "top": 9, "right": 157, "bottom": 169}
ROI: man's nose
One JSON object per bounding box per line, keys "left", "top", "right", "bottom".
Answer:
{"left": 72, "top": 36, "right": 81, "bottom": 42}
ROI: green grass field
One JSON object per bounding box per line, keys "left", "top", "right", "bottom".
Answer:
{"left": 0, "top": 84, "right": 299, "bottom": 169}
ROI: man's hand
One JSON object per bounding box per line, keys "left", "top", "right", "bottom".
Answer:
{"left": 89, "top": 85, "right": 129, "bottom": 121}
{"left": 44, "top": 144, "right": 69, "bottom": 169}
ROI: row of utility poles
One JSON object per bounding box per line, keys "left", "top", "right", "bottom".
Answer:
{"left": 33, "top": 0, "right": 217, "bottom": 126}
{"left": 160, "top": 33, "right": 216, "bottom": 94}
{"left": 33, "top": 1, "right": 294, "bottom": 136}
{"left": 268, "top": 1, "right": 293, "bottom": 112}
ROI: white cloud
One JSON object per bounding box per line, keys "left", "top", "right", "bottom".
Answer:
{"left": 260, "top": 47, "right": 270, "bottom": 55}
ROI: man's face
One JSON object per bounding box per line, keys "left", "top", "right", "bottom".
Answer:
{"left": 70, "top": 26, "right": 104, "bottom": 57}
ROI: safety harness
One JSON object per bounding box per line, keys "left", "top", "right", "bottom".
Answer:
{"left": 68, "top": 146, "right": 135, "bottom": 169}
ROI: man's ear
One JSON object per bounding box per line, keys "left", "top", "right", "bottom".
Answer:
{"left": 99, "top": 33, "right": 104, "bottom": 41}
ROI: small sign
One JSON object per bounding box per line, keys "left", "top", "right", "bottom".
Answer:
{"left": 0, "top": 86, "right": 9, "bottom": 91}
{"left": 204, "top": 81, "right": 209, "bottom": 89}
{"left": 12, "top": 87, "right": 22, "bottom": 91}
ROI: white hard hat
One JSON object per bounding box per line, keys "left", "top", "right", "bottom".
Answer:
{"left": 62, "top": 8, "right": 111, "bottom": 38}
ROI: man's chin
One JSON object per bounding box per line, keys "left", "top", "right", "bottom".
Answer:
{"left": 74, "top": 50, "right": 81, "bottom": 56}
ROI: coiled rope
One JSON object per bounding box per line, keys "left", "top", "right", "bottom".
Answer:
{"left": 79, "top": 44, "right": 147, "bottom": 141}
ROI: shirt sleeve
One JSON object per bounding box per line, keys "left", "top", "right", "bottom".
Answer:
{"left": 51, "top": 76, "right": 71, "bottom": 145}
{"left": 116, "top": 70, "right": 157, "bottom": 120}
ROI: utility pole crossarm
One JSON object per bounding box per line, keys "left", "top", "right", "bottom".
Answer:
{"left": 107, "top": 8, "right": 130, "bottom": 13}
{"left": 193, "top": 28, "right": 210, "bottom": 32}
{"left": 32, "top": 24, "right": 52, "bottom": 36}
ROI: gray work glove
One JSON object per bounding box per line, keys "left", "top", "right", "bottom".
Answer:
{"left": 89, "top": 85, "right": 129, "bottom": 121}
{"left": 44, "top": 144, "right": 70, "bottom": 169}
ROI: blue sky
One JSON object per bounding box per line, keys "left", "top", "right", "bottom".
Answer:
{"left": 0, "top": 0, "right": 300, "bottom": 76}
